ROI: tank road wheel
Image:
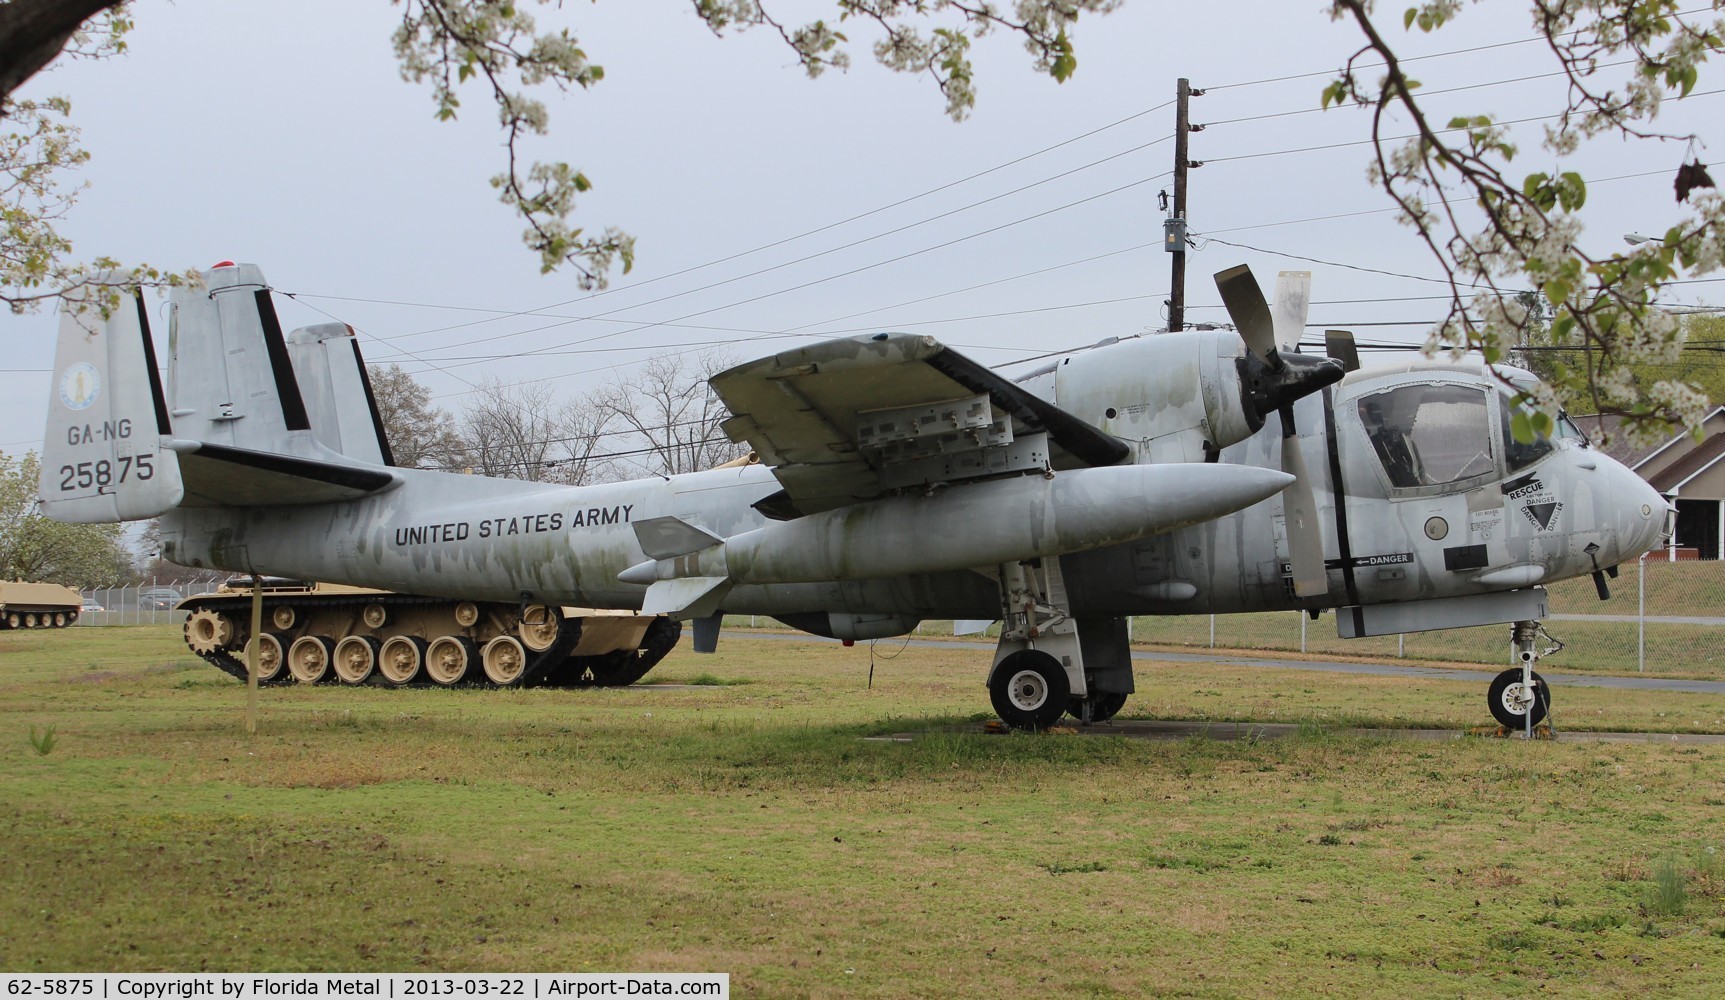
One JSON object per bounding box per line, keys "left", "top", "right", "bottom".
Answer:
{"left": 184, "top": 609, "right": 235, "bottom": 654}
{"left": 5, "top": 612, "right": 18, "bottom": 629}
{"left": 378, "top": 636, "right": 429, "bottom": 686}
{"left": 362, "top": 603, "right": 389, "bottom": 629}
{"left": 243, "top": 633, "right": 288, "bottom": 684}
{"left": 271, "top": 606, "right": 297, "bottom": 630}
{"left": 1066, "top": 691, "right": 1129, "bottom": 725}
{"left": 453, "top": 602, "right": 480, "bottom": 628}
{"left": 481, "top": 635, "right": 530, "bottom": 687}
{"left": 287, "top": 635, "right": 337, "bottom": 684}
{"left": 425, "top": 636, "right": 478, "bottom": 686}
{"left": 517, "top": 606, "right": 562, "bottom": 652}
{"left": 25, "top": 613, "right": 39, "bottom": 628}
{"left": 52, "top": 612, "right": 67, "bottom": 628}
{"left": 1488, "top": 668, "right": 1550, "bottom": 730}
{"left": 989, "top": 650, "right": 1071, "bottom": 732}
{"left": 334, "top": 635, "right": 383, "bottom": 685}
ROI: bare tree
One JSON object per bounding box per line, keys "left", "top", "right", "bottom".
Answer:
{"left": 368, "top": 364, "right": 469, "bottom": 471}
{"left": 598, "top": 352, "right": 748, "bottom": 478}
{"left": 462, "top": 378, "right": 615, "bottom": 484}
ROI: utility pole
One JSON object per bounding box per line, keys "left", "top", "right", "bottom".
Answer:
{"left": 1165, "top": 78, "right": 1202, "bottom": 331}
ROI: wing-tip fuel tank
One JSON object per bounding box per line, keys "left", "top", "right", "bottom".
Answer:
{"left": 620, "top": 463, "right": 1295, "bottom": 615}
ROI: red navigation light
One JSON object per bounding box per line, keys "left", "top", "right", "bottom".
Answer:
{"left": 210, "top": 260, "right": 236, "bottom": 268}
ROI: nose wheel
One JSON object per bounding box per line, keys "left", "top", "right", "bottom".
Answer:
{"left": 1488, "top": 668, "right": 1549, "bottom": 729}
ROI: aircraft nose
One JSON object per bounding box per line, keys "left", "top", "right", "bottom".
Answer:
{"left": 1619, "top": 466, "right": 1674, "bottom": 561}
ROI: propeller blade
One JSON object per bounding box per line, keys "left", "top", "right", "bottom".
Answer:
{"left": 1214, "top": 264, "right": 1280, "bottom": 368}
{"left": 1271, "top": 271, "right": 1311, "bottom": 354}
{"left": 1324, "top": 329, "right": 1361, "bottom": 373}
{"left": 1279, "top": 421, "right": 1328, "bottom": 598}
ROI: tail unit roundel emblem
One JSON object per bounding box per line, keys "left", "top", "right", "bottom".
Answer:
{"left": 60, "top": 361, "right": 101, "bottom": 411}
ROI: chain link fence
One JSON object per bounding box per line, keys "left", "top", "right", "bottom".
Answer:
{"left": 1127, "top": 554, "right": 1725, "bottom": 679}
{"left": 76, "top": 561, "right": 1723, "bottom": 678}
{"left": 76, "top": 574, "right": 228, "bottom": 627}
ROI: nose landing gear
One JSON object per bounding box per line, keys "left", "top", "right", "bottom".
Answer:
{"left": 1487, "top": 620, "right": 1559, "bottom": 734}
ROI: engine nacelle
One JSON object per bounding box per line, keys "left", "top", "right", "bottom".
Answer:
{"left": 1028, "top": 331, "right": 1338, "bottom": 462}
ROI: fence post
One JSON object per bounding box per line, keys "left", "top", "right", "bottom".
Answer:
{"left": 1209, "top": 613, "right": 1215, "bottom": 648}
{"left": 1398, "top": 633, "right": 1404, "bottom": 658}
{"left": 1637, "top": 552, "right": 1646, "bottom": 673}
{"left": 1300, "top": 612, "right": 1307, "bottom": 654}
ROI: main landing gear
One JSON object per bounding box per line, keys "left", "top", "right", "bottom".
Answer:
{"left": 985, "top": 559, "right": 1134, "bottom": 731}
{"left": 1486, "top": 620, "right": 1555, "bottom": 733}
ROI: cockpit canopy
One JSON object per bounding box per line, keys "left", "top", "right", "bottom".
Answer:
{"left": 1353, "top": 371, "right": 1586, "bottom": 493}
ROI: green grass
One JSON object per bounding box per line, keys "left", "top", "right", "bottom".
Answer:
{"left": 3, "top": 626, "right": 1724, "bottom": 994}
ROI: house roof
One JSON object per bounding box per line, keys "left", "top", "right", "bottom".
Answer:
{"left": 1572, "top": 406, "right": 1725, "bottom": 471}
{"left": 1647, "top": 431, "right": 1725, "bottom": 492}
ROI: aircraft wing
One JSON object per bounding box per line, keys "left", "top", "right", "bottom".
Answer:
{"left": 710, "top": 333, "right": 1128, "bottom": 517}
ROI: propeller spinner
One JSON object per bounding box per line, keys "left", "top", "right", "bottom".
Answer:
{"left": 1214, "top": 265, "right": 1343, "bottom": 598}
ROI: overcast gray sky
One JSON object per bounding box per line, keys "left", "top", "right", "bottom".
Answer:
{"left": 3, "top": 0, "right": 1718, "bottom": 459}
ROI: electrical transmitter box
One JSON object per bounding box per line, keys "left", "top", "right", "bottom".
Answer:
{"left": 1163, "top": 216, "right": 1187, "bottom": 252}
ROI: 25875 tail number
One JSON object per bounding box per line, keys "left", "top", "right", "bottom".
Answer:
{"left": 57, "top": 455, "right": 153, "bottom": 492}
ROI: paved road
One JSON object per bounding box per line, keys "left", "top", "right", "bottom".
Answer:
{"left": 869, "top": 719, "right": 1725, "bottom": 745}
{"left": 734, "top": 631, "right": 1725, "bottom": 695}
{"left": 1549, "top": 612, "right": 1725, "bottom": 626}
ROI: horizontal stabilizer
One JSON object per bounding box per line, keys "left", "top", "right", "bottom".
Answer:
{"left": 633, "top": 515, "right": 725, "bottom": 560}
{"left": 171, "top": 441, "right": 399, "bottom": 507}
{"left": 641, "top": 576, "right": 732, "bottom": 620}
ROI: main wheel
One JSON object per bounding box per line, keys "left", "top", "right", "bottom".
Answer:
{"left": 287, "top": 635, "right": 337, "bottom": 684}
{"left": 333, "top": 635, "right": 382, "bottom": 685}
{"left": 1488, "top": 667, "right": 1550, "bottom": 729}
{"left": 989, "top": 650, "right": 1071, "bottom": 731}
{"left": 378, "top": 635, "right": 429, "bottom": 686}
{"left": 425, "top": 635, "right": 478, "bottom": 686}
{"left": 1066, "top": 690, "right": 1129, "bottom": 724}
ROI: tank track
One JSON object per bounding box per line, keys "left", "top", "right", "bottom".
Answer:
{"left": 182, "top": 592, "right": 656, "bottom": 689}
{"left": 545, "top": 617, "right": 683, "bottom": 687}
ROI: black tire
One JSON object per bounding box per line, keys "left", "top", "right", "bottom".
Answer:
{"left": 1487, "top": 667, "right": 1549, "bottom": 729}
{"left": 1066, "top": 690, "right": 1129, "bottom": 724}
{"left": 989, "top": 650, "right": 1071, "bottom": 731}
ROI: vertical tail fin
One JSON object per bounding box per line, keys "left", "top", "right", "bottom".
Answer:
{"left": 287, "top": 322, "right": 395, "bottom": 467}
{"left": 166, "top": 263, "right": 314, "bottom": 452}
{"left": 39, "top": 285, "right": 185, "bottom": 523}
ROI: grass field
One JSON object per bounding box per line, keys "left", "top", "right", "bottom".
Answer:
{"left": 3, "top": 626, "right": 1723, "bottom": 995}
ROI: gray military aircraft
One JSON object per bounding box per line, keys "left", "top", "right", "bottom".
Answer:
{"left": 41, "top": 263, "right": 1671, "bottom": 730}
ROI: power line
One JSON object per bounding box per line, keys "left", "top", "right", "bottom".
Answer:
{"left": 371, "top": 99, "right": 1179, "bottom": 346}
{"left": 1199, "top": 4, "right": 1718, "bottom": 92}
{"left": 423, "top": 170, "right": 1176, "bottom": 394}
{"left": 356, "top": 134, "right": 1178, "bottom": 364}
{"left": 1200, "top": 60, "right": 1638, "bottom": 128}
